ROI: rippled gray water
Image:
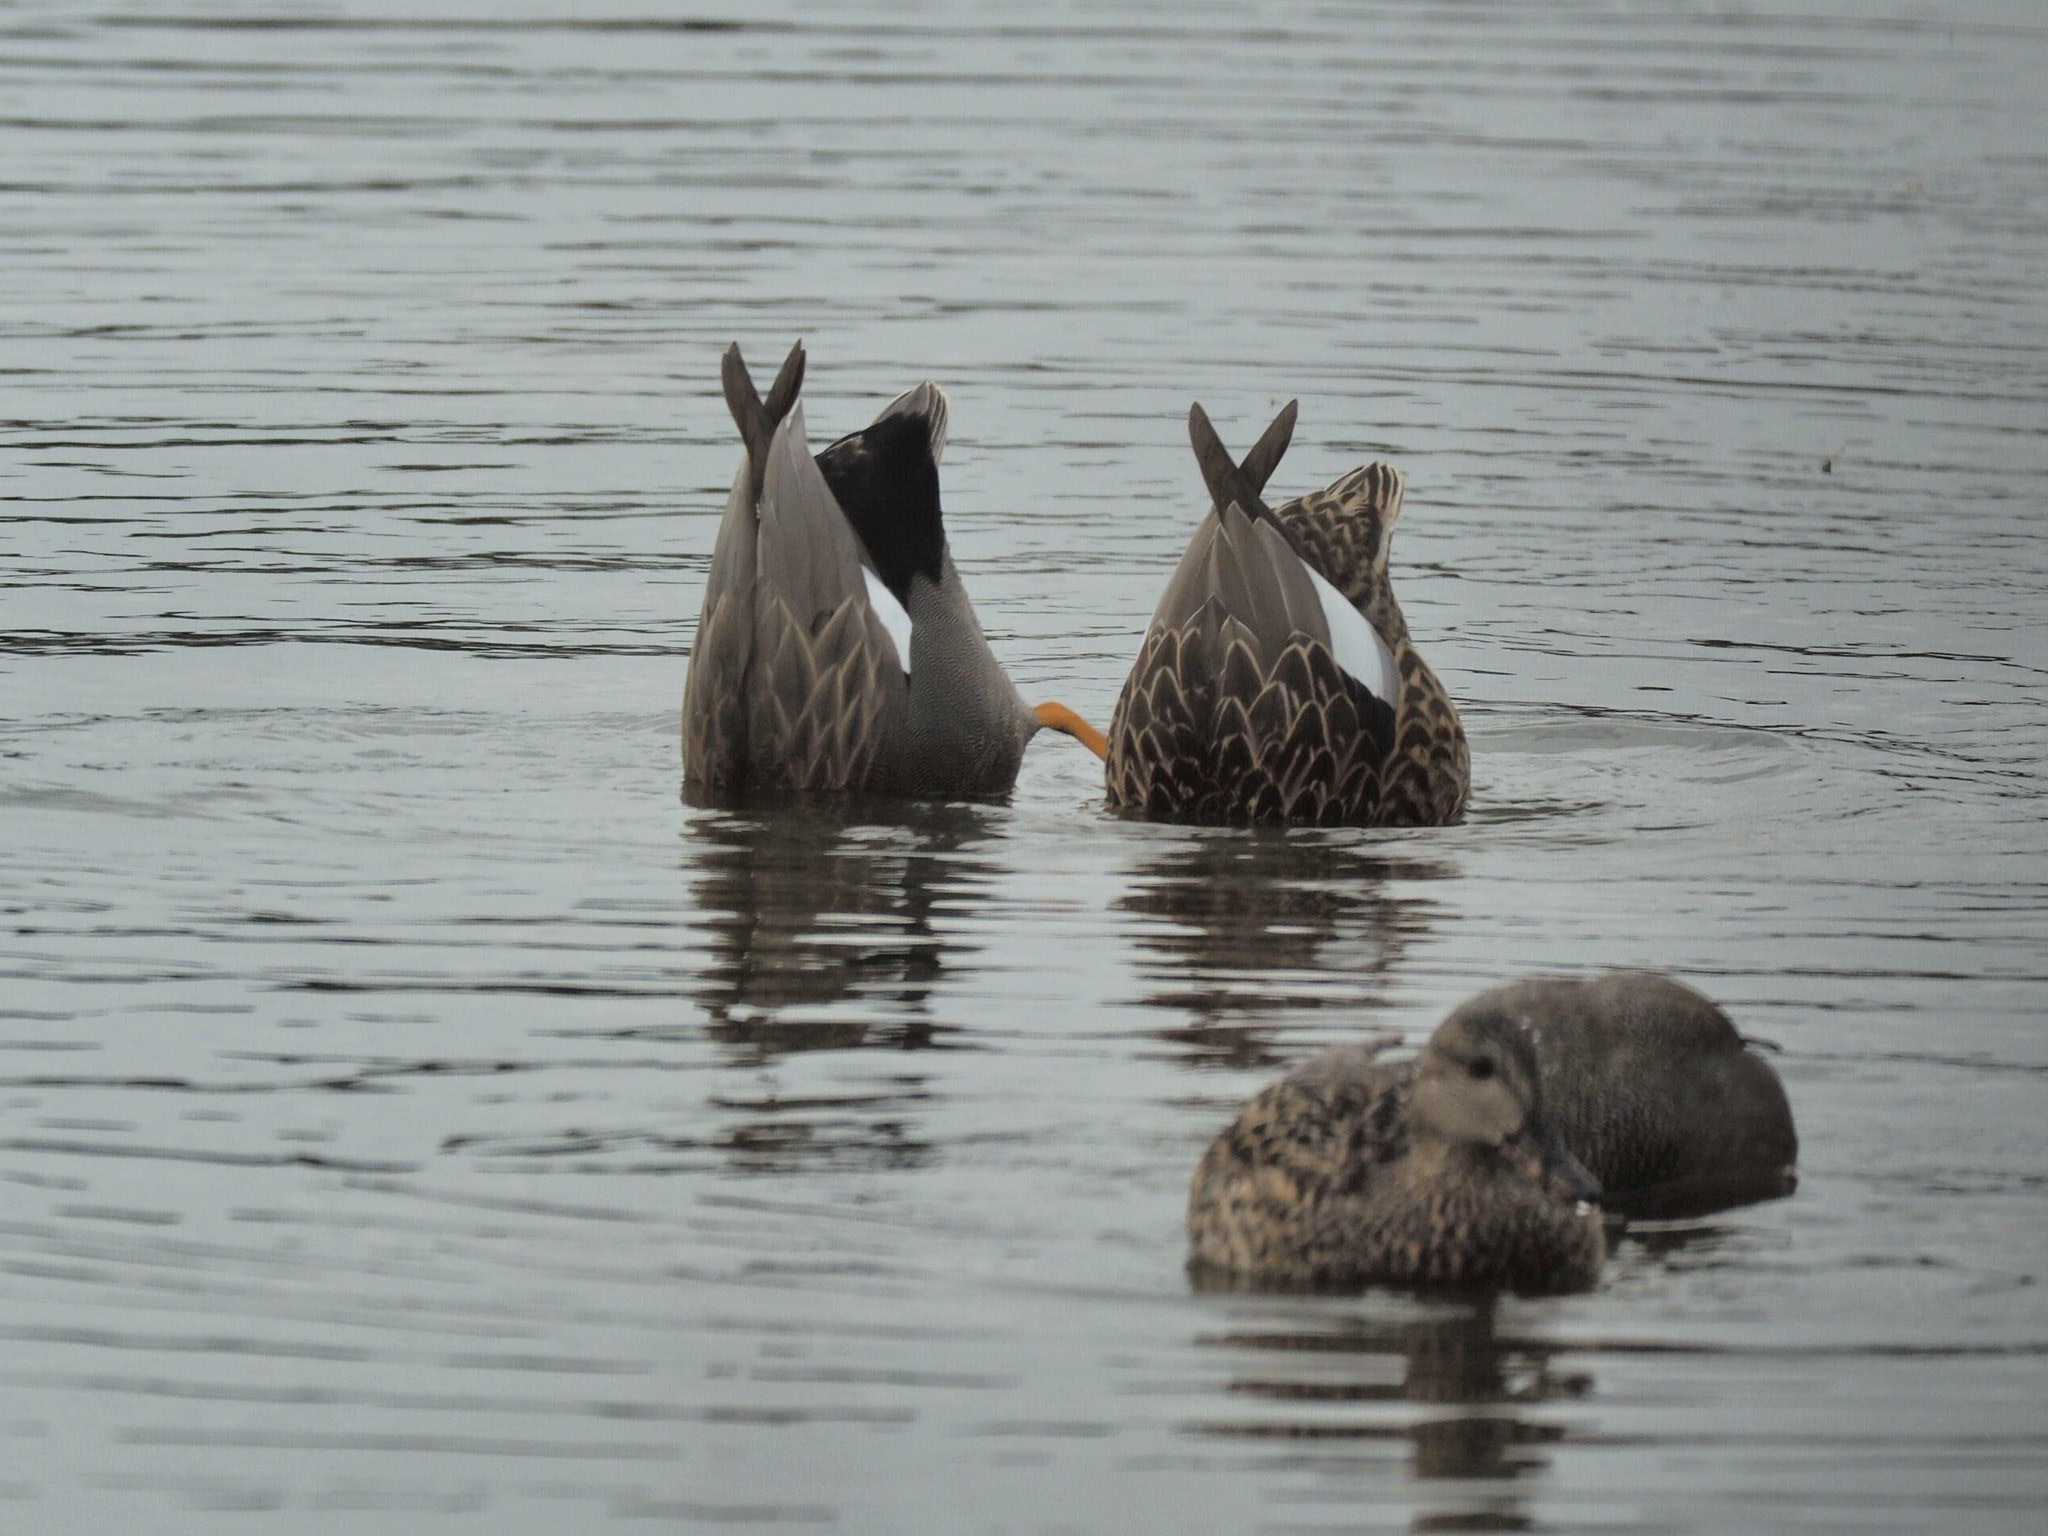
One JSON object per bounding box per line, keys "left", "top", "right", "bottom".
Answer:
{"left": 5, "top": 2, "right": 2047, "bottom": 1529}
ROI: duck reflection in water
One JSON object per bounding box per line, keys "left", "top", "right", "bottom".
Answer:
{"left": 1192, "top": 1299, "right": 1586, "bottom": 1518}
{"left": 1119, "top": 829, "right": 1452, "bottom": 1070}
{"left": 686, "top": 798, "right": 1001, "bottom": 1061}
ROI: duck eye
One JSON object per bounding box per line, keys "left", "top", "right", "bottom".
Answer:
{"left": 1467, "top": 1056, "right": 1495, "bottom": 1081}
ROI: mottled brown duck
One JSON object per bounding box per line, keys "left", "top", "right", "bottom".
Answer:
{"left": 1447, "top": 972, "right": 1799, "bottom": 1219}
{"left": 1188, "top": 1007, "right": 1606, "bottom": 1293}
{"left": 682, "top": 342, "right": 1106, "bottom": 798}
{"left": 1106, "top": 402, "right": 1468, "bottom": 825}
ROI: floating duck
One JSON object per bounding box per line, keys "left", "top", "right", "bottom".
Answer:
{"left": 1188, "top": 1006, "right": 1605, "bottom": 1292}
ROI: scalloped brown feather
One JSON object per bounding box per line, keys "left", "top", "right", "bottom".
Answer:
{"left": 1187, "top": 1035, "right": 1604, "bottom": 1292}
{"left": 1107, "top": 408, "right": 1468, "bottom": 827}
{"left": 687, "top": 342, "right": 915, "bottom": 795}
{"left": 744, "top": 590, "right": 901, "bottom": 791}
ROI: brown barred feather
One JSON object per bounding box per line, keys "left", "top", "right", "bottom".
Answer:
{"left": 1107, "top": 407, "right": 1468, "bottom": 827}
{"left": 681, "top": 584, "right": 750, "bottom": 786}
{"left": 1187, "top": 1025, "right": 1605, "bottom": 1292}
{"left": 745, "top": 592, "right": 901, "bottom": 792}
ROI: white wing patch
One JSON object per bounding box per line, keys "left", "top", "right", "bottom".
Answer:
{"left": 1302, "top": 561, "right": 1399, "bottom": 708}
{"left": 861, "top": 566, "right": 914, "bottom": 677}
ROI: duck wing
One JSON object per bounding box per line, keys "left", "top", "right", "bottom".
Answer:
{"left": 1186, "top": 1044, "right": 1412, "bottom": 1282}
{"left": 815, "top": 381, "right": 1046, "bottom": 794}
{"left": 1107, "top": 404, "right": 1400, "bottom": 824}
{"left": 683, "top": 341, "right": 805, "bottom": 789}
{"left": 682, "top": 454, "right": 763, "bottom": 788}
{"left": 745, "top": 399, "right": 913, "bottom": 791}
{"left": 1268, "top": 462, "right": 1470, "bottom": 827}
{"left": 1108, "top": 499, "right": 1395, "bottom": 824}
{"left": 683, "top": 342, "right": 914, "bottom": 793}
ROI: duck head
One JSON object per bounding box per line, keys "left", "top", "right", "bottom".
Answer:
{"left": 1411, "top": 1008, "right": 1602, "bottom": 1206}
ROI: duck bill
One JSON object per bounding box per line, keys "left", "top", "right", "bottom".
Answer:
{"left": 1034, "top": 701, "right": 1109, "bottom": 761}
{"left": 1506, "top": 1123, "right": 1602, "bottom": 1206}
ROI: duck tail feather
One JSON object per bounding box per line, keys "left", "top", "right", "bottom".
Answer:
{"left": 723, "top": 341, "right": 807, "bottom": 502}
{"left": 1240, "top": 399, "right": 1298, "bottom": 498}
{"left": 1188, "top": 402, "right": 1266, "bottom": 518}
{"left": 762, "top": 340, "right": 807, "bottom": 430}
{"left": 721, "top": 343, "right": 771, "bottom": 500}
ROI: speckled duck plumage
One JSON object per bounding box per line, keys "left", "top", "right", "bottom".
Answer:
{"left": 681, "top": 341, "right": 1103, "bottom": 799}
{"left": 1107, "top": 402, "right": 1469, "bottom": 826}
{"left": 1188, "top": 1007, "right": 1605, "bottom": 1293}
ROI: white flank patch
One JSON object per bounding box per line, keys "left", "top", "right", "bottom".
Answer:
{"left": 1301, "top": 561, "right": 1399, "bottom": 707}
{"left": 861, "top": 566, "right": 914, "bottom": 676}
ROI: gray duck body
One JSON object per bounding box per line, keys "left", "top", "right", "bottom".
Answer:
{"left": 1188, "top": 1010, "right": 1605, "bottom": 1293}
{"left": 1107, "top": 402, "right": 1469, "bottom": 826}
{"left": 1452, "top": 972, "right": 1799, "bottom": 1218}
{"left": 683, "top": 343, "right": 1079, "bottom": 800}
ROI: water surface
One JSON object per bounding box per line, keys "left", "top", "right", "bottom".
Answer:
{"left": 5, "top": 2, "right": 2047, "bottom": 1530}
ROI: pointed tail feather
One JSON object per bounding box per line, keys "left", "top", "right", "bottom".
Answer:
{"left": 1188, "top": 402, "right": 1268, "bottom": 519}
{"left": 722, "top": 340, "right": 807, "bottom": 502}
{"left": 763, "top": 340, "right": 806, "bottom": 429}
{"left": 1239, "top": 399, "right": 1298, "bottom": 498}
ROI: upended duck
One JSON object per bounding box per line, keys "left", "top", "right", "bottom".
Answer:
{"left": 1106, "top": 403, "right": 1468, "bottom": 825}
{"left": 682, "top": 342, "right": 1107, "bottom": 797}
{"left": 1449, "top": 972, "right": 1799, "bottom": 1219}
{"left": 1188, "top": 1005, "right": 1606, "bottom": 1292}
